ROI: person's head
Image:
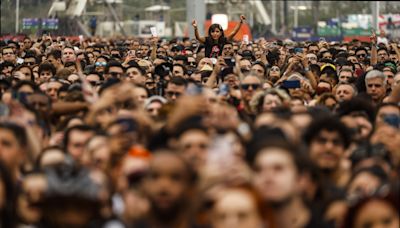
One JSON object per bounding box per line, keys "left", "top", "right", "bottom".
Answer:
{"left": 375, "top": 102, "right": 400, "bottom": 127}
{"left": 382, "top": 65, "right": 396, "bottom": 87}
{"left": 1, "top": 46, "right": 16, "bottom": 63}
{"left": 347, "top": 165, "right": 388, "bottom": 200}
{"left": 239, "top": 58, "right": 252, "bottom": 73}
{"left": 23, "top": 52, "right": 37, "bottom": 66}
{"left": 317, "top": 93, "right": 337, "bottom": 110}
{"left": 173, "top": 122, "right": 210, "bottom": 171}
{"left": 145, "top": 96, "right": 167, "bottom": 119}
{"left": 208, "top": 23, "right": 225, "bottom": 42}
{"left": 392, "top": 72, "right": 400, "bottom": 91}
{"left": 307, "top": 43, "right": 319, "bottom": 55}
{"left": 46, "top": 49, "right": 62, "bottom": 69}
{"left": 0, "top": 122, "right": 27, "bottom": 173}
{"left": 306, "top": 53, "right": 318, "bottom": 64}
{"left": 248, "top": 138, "right": 307, "bottom": 205}
{"left": 251, "top": 62, "right": 266, "bottom": 79}
{"left": 377, "top": 47, "right": 389, "bottom": 63}
{"left": 63, "top": 125, "right": 95, "bottom": 162}
{"left": 222, "top": 42, "right": 234, "bottom": 57}
{"left": 355, "top": 47, "right": 368, "bottom": 62}
{"left": 38, "top": 62, "right": 56, "bottom": 83}
{"left": 25, "top": 92, "right": 52, "bottom": 117}
{"left": 172, "top": 64, "right": 186, "bottom": 78}
{"left": 267, "top": 65, "right": 281, "bottom": 83}
{"left": 61, "top": 46, "right": 76, "bottom": 63}
{"left": 36, "top": 146, "right": 66, "bottom": 169}
{"left": 365, "top": 70, "right": 387, "bottom": 103}
{"left": 343, "top": 191, "right": 399, "bottom": 228}
{"left": 338, "top": 68, "right": 354, "bottom": 83}
{"left": 45, "top": 80, "right": 63, "bottom": 102}
{"left": 14, "top": 65, "right": 33, "bottom": 82}
{"left": 210, "top": 184, "right": 265, "bottom": 228}
{"left": 335, "top": 82, "right": 357, "bottom": 102}
{"left": 165, "top": 77, "right": 187, "bottom": 102}
{"left": 94, "top": 56, "right": 108, "bottom": 73}
{"left": 143, "top": 150, "right": 195, "bottom": 221}
{"left": 126, "top": 65, "right": 146, "bottom": 85}
{"left": 303, "top": 115, "right": 350, "bottom": 173}
{"left": 23, "top": 37, "right": 32, "bottom": 50}
{"left": 240, "top": 74, "right": 262, "bottom": 102}
{"left": 104, "top": 60, "right": 124, "bottom": 80}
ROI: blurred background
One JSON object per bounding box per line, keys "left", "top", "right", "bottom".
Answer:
{"left": 1, "top": 0, "right": 400, "bottom": 41}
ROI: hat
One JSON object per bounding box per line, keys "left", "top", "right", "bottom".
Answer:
{"left": 320, "top": 63, "right": 336, "bottom": 72}
{"left": 200, "top": 64, "right": 213, "bottom": 72}
{"left": 144, "top": 95, "right": 167, "bottom": 108}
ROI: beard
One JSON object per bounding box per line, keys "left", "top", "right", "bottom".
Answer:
{"left": 268, "top": 195, "right": 295, "bottom": 209}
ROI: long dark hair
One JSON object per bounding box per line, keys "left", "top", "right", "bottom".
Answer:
{"left": 0, "top": 161, "right": 16, "bottom": 227}
{"left": 207, "top": 23, "right": 225, "bottom": 44}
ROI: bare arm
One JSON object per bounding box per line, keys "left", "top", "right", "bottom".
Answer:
{"left": 227, "top": 15, "right": 246, "bottom": 40}
{"left": 391, "top": 43, "right": 400, "bottom": 61}
{"left": 370, "top": 31, "right": 378, "bottom": 65}
{"left": 205, "top": 58, "right": 226, "bottom": 88}
{"left": 192, "top": 20, "right": 206, "bottom": 44}
{"left": 150, "top": 36, "right": 158, "bottom": 61}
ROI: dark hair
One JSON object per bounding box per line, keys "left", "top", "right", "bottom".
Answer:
{"left": 47, "top": 49, "right": 62, "bottom": 60}
{"left": 173, "top": 55, "right": 188, "bottom": 65}
{"left": 336, "top": 97, "right": 375, "bottom": 122}
{"left": 0, "top": 161, "right": 16, "bottom": 227}
{"left": 304, "top": 115, "right": 351, "bottom": 148}
{"left": 13, "top": 80, "right": 39, "bottom": 92}
{"left": 13, "top": 64, "right": 34, "bottom": 81}
{"left": 246, "top": 128, "right": 309, "bottom": 173}
{"left": 0, "top": 122, "right": 28, "bottom": 148}
{"left": 63, "top": 125, "right": 95, "bottom": 152}
{"left": 172, "top": 63, "right": 187, "bottom": 75}
{"left": 105, "top": 60, "right": 124, "bottom": 74}
{"left": 207, "top": 23, "right": 225, "bottom": 44}
{"left": 38, "top": 62, "right": 56, "bottom": 76}
{"left": 355, "top": 47, "right": 368, "bottom": 55}
{"left": 166, "top": 76, "right": 187, "bottom": 88}
{"left": 377, "top": 47, "right": 388, "bottom": 55}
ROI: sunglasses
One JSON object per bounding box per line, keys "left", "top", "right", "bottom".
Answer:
{"left": 95, "top": 62, "right": 107, "bottom": 67}
{"left": 166, "top": 91, "right": 182, "bottom": 97}
{"left": 88, "top": 81, "right": 101, "bottom": 86}
{"left": 240, "top": 83, "right": 260, "bottom": 90}
{"left": 188, "top": 61, "right": 197, "bottom": 66}
{"left": 270, "top": 67, "right": 280, "bottom": 72}
{"left": 356, "top": 54, "right": 366, "bottom": 58}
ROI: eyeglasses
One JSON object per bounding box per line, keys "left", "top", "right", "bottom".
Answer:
{"left": 270, "top": 67, "right": 280, "bottom": 72}
{"left": 95, "top": 62, "right": 107, "bottom": 67}
{"left": 356, "top": 54, "right": 366, "bottom": 58}
{"left": 240, "top": 83, "right": 260, "bottom": 90}
{"left": 188, "top": 61, "right": 197, "bottom": 66}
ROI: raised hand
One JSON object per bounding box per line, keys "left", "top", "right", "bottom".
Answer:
{"left": 240, "top": 15, "right": 246, "bottom": 22}
{"left": 192, "top": 20, "right": 198, "bottom": 28}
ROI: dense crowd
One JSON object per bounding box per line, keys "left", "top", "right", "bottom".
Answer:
{"left": 0, "top": 15, "right": 400, "bottom": 228}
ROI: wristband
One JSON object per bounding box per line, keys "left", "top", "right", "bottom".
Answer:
{"left": 304, "top": 67, "right": 310, "bottom": 71}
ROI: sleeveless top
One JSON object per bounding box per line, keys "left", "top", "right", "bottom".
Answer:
{"left": 204, "top": 37, "right": 228, "bottom": 58}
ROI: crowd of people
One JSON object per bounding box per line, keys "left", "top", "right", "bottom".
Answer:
{"left": 0, "top": 15, "right": 400, "bottom": 228}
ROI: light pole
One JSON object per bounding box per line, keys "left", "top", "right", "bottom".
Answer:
{"left": 291, "top": 2, "right": 308, "bottom": 28}
{"left": 16, "top": 0, "right": 20, "bottom": 34}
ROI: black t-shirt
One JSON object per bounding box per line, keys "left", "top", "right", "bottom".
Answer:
{"left": 204, "top": 37, "right": 228, "bottom": 58}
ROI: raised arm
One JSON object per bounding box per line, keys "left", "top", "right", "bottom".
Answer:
{"left": 192, "top": 20, "right": 206, "bottom": 44}
{"left": 227, "top": 15, "right": 246, "bottom": 40}
{"left": 370, "top": 30, "right": 378, "bottom": 65}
